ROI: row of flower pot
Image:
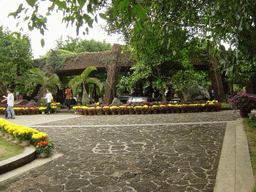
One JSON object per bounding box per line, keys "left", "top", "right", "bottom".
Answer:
{"left": 0, "top": 103, "right": 61, "bottom": 116}
{"left": 0, "top": 131, "right": 30, "bottom": 147}
{"left": 74, "top": 104, "right": 222, "bottom": 116}
{"left": 0, "top": 118, "right": 54, "bottom": 158}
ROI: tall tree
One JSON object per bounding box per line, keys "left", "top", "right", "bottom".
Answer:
{"left": 0, "top": 26, "right": 33, "bottom": 94}
{"left": 68, "top": 66, "right": 103, "bottom": 105}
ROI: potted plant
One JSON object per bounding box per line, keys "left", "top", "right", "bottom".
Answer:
{"left": 152, "top": 105, "right": 159, "bottom": 114}
{"left": 123, "top": 107, "right": 129, "bottom": 114}
{"left": 35, "top": 137, "right": 54, "bottom": 158}
{"left": 141, "top": 105, "right": 149, "bottom": 114}
{"left": 13, "top": 126, "right": 38, "bottom": 146}
{"left": 159, "top": 105, "right": 167, "bottom": 113}
{"left": 228, "top": 94, "right": 256, "bottom": 118}
{"left": 133, "top": 106, "right": 140, "bottom": 114}
{"left": 103, "top": 107, "right": 111, "bottom": 115}
{"left": 96, "top": 107, "right": 104, "bottom": 115}
{"left": 88, "top": 107, "right": 96, "bottom": 115}
{"left": 129, "top": 107, "right": 135, "bottom": 114}
{"left": 117, "top": 107, "right": 124, "bottom": 115}
{"left": 110, "top": 106, "right": 119, "bottom": 115}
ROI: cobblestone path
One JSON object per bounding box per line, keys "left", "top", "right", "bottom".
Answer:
{"left": 0, "top": 111, "right": 239, "bottom": 192}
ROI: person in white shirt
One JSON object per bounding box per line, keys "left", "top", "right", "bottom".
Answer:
{"left": 1, "top": 88, "right": 15, "bottom": 119}
{"left": 43, "top": 88, "right": 54, "bottom": 115}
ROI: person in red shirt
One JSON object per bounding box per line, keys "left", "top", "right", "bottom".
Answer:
{"left": 64, "top": 86, "right": 72, "bottom": 110}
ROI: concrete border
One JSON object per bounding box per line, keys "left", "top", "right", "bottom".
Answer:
{"left": 214, "top": 118, "right": 255, "bottom": 192}
{"left": 0, "top": 152, "right": 63, "bottom": 183}
{"left": 0, "top": 145, "right": 36, "bottom": 174}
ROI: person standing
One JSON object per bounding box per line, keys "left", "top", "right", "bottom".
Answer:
{"left": 64, "top": 86, "right": 72, "bottom": 110}
{"left": 43, "top": 88, "right": 54, "bottom": 115}
{"left": 1, "top": 88, "right": 15, "bottom": 119}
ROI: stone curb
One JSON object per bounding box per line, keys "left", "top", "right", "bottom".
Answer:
{"left": 0, "top": 152, "right": 63, "bottom": 183}
{"left": 214, "top": 118, "right": 255, "bottom": 192}
{"left": 0, "top": 145, "right": 36, "bottom": 174}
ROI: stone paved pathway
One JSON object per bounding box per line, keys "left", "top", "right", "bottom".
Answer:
{"left": 0, "top": 111, "right": 240, "bottom": 192}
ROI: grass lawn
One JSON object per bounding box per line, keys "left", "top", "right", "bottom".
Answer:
{"left": 0, "top": 138, "right": 24, "bottom": 161}
{"left": 243, "top": 118, "right": 256, "bottom": 191}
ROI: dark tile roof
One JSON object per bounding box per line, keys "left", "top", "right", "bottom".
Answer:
{"left": 59, "top": 51, "right": 135, "bottom": 71}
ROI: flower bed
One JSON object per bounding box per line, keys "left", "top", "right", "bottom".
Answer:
{"left": 0, "top": 102, "right": 61, "bottom": 115}
{"left": 228, "top": 94, "right": 256, "bottom": 118}
{"left": 72, "top": 100, "right": 222, "bottom": 116}
{"left": 0, "top": 118, "right": 54, "bottom": 157}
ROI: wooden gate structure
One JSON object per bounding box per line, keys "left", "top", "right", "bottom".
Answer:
{"left": 36, "top": 44, "right": 233, "bottom": 104}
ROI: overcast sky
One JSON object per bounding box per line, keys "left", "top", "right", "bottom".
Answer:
{"left": 0, "top": 0, "right": 124, "bottom": 59}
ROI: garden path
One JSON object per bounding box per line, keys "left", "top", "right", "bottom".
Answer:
{"left": 0, "top": 111, "right": 240, "bottom": 191}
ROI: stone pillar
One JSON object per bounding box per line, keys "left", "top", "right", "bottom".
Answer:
{"left": 209, "top": 57, "right": 226, "bottom": 102}
{"left": 103, "top": 44, "right": 122, "bottom": 104}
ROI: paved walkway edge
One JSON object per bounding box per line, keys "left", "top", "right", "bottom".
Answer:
{"left": 30, "top": 121, "right": 232, "bottom": 128}
{"left": 0, "top": 152, "right": 63, "bottom": 183}
{"left": 214, "top": 118, "right": 255, "bottom": 192}
{"left": 0, "top": 146, "right": 36, "bottom": 174}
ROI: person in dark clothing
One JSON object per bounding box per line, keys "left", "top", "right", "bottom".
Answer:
{"left": 145, "top": 85, "right": 154, "bottom": 98}
{"left": 154, "top": 87, "right": 160, "bottom": 98}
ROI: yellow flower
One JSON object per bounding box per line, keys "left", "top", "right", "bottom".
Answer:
{"left": 110, "top": 106, "right": 119, "bottom": 109}
{"left": 32, "top": 132, "right": 48, "bottom": 140}
{"left": 38, "top": 107, "right": 47, "bottom": 110}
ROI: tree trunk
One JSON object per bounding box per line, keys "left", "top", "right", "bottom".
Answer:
{"left": 82, "top": 83, "right": 90, "bottom": 105}
{"left": 160, "top": 82, "right": 166, "bottom": 102}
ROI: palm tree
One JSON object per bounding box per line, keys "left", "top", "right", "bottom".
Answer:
{"left": 68, "top": 66, "right": 103, "bottom": 105}
{"left": 27, "top": 68, "right": 62, "bottom": 106}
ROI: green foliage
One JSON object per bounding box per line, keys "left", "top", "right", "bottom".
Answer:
{"left": 219, "top": 47, "right": 256, "bottom": 87}
{"left": 207, "top": 0, "right": 256, "bottom": 84}
{"left": 10, "top": 0, "right": 106, "bottom": 43}
{"left": 171, "top": 70, "right": 210, "bottom": 91}
{"left": 244, "top": 117, "right": 256, "bottom": 183}
{"left": 68, "top": 66, "right": 103, "bottom": 105}
{"left": 244, "top": 118, "right": 256, "bottom": 132}
{"left": 55, "top": 36, "right": 112, "bottom": 53}
{"left": 9, "top": 0, "right": 256, "bottom": 87}
{"left": 0, "top": 26, "right": 33, "bottom": 88}
{"left": 27, "top": 68, "right": 62, "bottom": 105}
{"left": 36, "top": 37, "right": 113, "bottom": 73}
{"left": 28, "top": 68, "right": 62, "bottom": 93}
{"left": 37, "top": 49, "right": 78, "bottom": 72}
{"left": 220, "top": 102, "right": 232, "bottom": 109}
{"left": 117, "top": 37, "right": 211, "bottom": 98}
{"left": 35, "top": 139, "right": 54, "bottom": 154}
